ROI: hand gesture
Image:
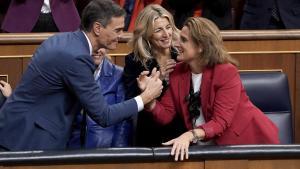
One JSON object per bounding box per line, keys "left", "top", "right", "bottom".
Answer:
{"left": 160, "top": 59, "right": 176, "bottom": 81}
{"left": 137, "top": 70, "right": 150, "bottom": 92}
{"left": 0, "top": 81, "right": 12, "bottom": 98}
{"left": 162, "top": 129, "right": 205, "bottom": 161}
{"left": 140, "top": 68, "right": 163, "bottom": 104}
{"left": 162, "top": 131, "right": 193, "bottom": 161}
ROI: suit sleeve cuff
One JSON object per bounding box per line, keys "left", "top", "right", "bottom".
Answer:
{"left": 134, "top": 96, "right": 144, "bottom": 112}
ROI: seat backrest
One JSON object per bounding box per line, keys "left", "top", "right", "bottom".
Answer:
{"left": 239, "top": 71, "right": 293, "bottom": 144}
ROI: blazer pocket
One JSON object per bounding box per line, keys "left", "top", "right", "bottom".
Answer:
{"left": 233, "top": 116, "right": 253, "bottom": 136}
{"left": 34, "top": 116, "right": 63, "bottom": 140}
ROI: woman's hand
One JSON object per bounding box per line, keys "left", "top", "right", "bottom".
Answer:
{"left": 137, "top": 70, "right": 150, "bottom": 92}
{"left": 162, "top": 131, "right": 194, "bottom": 161}
{"left": 162, "top": 129, "right": 205, "bottom": 161}
{"left": 160, "top": 59, "right": 176, "bottom": 81}
{"left": 0, "top": 81, "right": 12, "bottom": 98}
{"left": 137, "top": 67, "right": 160, "bottom": 92}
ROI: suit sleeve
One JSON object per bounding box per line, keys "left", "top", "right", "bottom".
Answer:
{"left": 199, "top": 65, "right": 241, "bottom": 139}
{"left": 63, "top": 55, "right": 138, "bottom": 127}
{"left": 150, "top": 86, "right": 177, "bottom": 125}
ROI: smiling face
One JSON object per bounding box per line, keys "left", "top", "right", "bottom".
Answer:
{"left": 150, "top": 17, "right": 173, "bottom": 50}
{"left": 97, "top": 16, "right": 125, "bottom": 50}
{"left": 177, "top": 26, "right": 201, "bottom": 63}
{"left": 92, "top": 48, "right": 106, "bottom": 66}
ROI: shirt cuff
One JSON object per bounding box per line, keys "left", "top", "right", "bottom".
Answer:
{"left": 134, "top": 96, "right": 144, "bottom": 112}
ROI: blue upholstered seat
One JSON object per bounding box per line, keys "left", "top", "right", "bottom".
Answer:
{"left": 240, "top": 71, "right": 293, "bottom": 144}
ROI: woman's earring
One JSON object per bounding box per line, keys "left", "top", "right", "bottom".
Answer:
{"left": 147, "top": 40, "right": 152, "bottom": 50}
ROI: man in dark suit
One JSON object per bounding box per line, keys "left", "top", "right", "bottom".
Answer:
{"left": 2, "top": 0, "right": 80, "bottom": 32}
{"left": 240, "top": 0, "right": 300, "bottom": 29}
{"left": 162, "top": 0, "right": 233, "bottom": 29}
{"left": 0, "top": 0, "right": 162, "bottom": 151}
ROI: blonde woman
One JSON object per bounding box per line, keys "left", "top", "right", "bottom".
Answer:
{"left": 123, "top": 4, "right": 183, "bottom": 146}
{"left": 138, "top": 17, "right": 279, "bottom": 160}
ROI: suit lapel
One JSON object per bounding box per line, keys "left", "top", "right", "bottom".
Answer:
{"left": 178, "top": 64, "right": 193, "bottom": 129}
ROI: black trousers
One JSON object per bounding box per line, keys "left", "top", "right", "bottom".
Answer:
{"left": 32, "top": 13, "right": 59, "bottom": 32}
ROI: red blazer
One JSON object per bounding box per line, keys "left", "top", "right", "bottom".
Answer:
{"left": 151, "top": 62, "right": 280, "bottom": 145}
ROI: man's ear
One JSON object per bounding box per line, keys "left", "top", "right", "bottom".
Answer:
{"left": 92, "top": 22, "right": 103, "bottom": 36}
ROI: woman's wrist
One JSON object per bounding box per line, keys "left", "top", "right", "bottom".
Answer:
{"left": 144, "top": 100, "right": 156, "bottom": 111}
{"left": 189, "top": 129, "right": 205, "bottom": 143}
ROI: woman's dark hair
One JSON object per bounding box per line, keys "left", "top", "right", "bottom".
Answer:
{"left": 81, "top": 0, "right": 126, "bottom": 32}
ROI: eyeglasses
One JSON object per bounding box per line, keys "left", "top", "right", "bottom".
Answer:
{"left": 185, "top": 91, "right": 201, "bottom": 120}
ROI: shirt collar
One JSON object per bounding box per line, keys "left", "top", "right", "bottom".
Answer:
{"left": 82, "top": 31, "right": 93, "bottom": 56}
{"left": 94, "top": 59, "right": 103, "bottom": 80}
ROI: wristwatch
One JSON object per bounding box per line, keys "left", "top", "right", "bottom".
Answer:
{"left": 190, "top": 129, "right": 201, "bottom": 143}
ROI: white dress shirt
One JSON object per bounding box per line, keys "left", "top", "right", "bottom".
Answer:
{"left": 41, "top": 0, "right": 51, "bottom": 14}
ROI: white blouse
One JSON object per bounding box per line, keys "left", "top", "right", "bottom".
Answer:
{"left": 191, "top": 73, "right": 214, "bottom": 145}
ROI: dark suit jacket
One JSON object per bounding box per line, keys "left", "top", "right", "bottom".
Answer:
{"left": 1, "top": 0, "right": 80, "bottom": 32}
{"left": 162, "top": 0, "right": 232, "bottom": 29}
{"left": 0, "top": 31, "right": 138, "bottom": 151}
{"left": 240, "top": 0, "right": 300, "bottom": 29}
{"left": 151, "top": 62, "right": 280, "bottom": 144}
{"left": 68, "top": 58, "right": 132, "bottom": 148}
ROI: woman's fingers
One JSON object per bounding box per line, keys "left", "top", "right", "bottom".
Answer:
{"left": 0, "top": 80, "right": 6, "bottom": 86}
{"left": 162, "top": 136, "right": 190, "bottom": 161}
{"left": 140, "top": 71, "right": 149, "bottom": 76}
{"left": 185, "top": 143, "right": 189, "bottom": 160}
{"left": 171, "top": 142, "right": 178, "bottom": 156}
{"left": 180, "top": 145, "right": 185, "bottom": 161}
{"left": 162, "top": 139, "right": 175, "bottom": 146}
{"left": 174, "top": 143, "right": 181, "bottom": 161}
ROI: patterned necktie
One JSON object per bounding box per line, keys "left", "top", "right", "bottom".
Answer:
{"left": 271, "top": 0, "right": 280, "bottom": 21}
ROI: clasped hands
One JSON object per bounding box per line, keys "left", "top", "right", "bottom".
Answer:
{"left": 138, "top": 68, "right": 163, "bottom": 105}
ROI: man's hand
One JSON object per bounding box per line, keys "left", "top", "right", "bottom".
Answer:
{"left": 0, "top": 80, "right": 12, "bottom": 98}
{"left": 140, "top": 68, "right": 163, "bottom": 105}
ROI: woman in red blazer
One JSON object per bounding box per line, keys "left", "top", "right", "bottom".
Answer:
{"left": 138, "top": 17, "right": 279, "bottom": 161}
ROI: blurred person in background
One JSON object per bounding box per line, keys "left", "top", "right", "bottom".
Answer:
{"left": 240, "top": 0, "right": 300, "bottom": 29}
{"left": 161, "top": 0, "right": 233, "bottom": 29}
{"left": 2, "top": 0, "right": 80, "bottom": 32}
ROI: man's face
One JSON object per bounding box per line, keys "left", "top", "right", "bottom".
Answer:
{"left": 92, "top": 48, "right": 106, "bottom": 66}
{"left": 97, "top": 16, "right": 125, "bottom": 50}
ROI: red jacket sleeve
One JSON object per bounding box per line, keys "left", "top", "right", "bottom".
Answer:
{"left": 200, "top": 65, "right": 241, "bottom": 139}
{"left": 150, "top": 87, "right": 177, "bottom": 125}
